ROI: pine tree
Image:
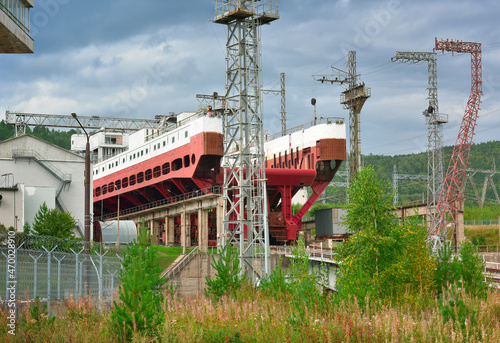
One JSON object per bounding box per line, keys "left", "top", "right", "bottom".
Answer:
{"left": 111, "top": 220, "right": 164, "bottom": 341}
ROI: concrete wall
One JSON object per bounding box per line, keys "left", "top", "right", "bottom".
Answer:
{"left": 0, "top": 135, "right": 88, "bottom": 236}
{"left": 168, "top": 254, "right": 290, "bottom": 298}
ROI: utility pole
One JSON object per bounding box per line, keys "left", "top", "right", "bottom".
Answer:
{"left": 391, "top": 51, "right": 448, "bottom": 228}
{"left": 314, "top": 51, "right": 370, "bottom": 183}
{"left": 214, "top": 0, "right": 279, "bottom": 283}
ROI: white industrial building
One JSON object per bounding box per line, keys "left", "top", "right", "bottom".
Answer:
{"left": 0, "top": 134, "right": 89, "bottom": 237}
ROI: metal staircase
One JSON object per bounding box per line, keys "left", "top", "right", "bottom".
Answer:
{"left": 11, "top": 149, "right": 83, "bottom": 236}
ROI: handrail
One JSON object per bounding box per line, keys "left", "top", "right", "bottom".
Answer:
{"left": 12, "top": 149, "right": 72, "bottom": 182}
{"left": 161, "top": 247, "right": 199, "bottom": 280}
{"left": 96, "top": 185, "right": 222, "bottom": 221}
{"left": 266, "top": 116, "right": 344, "bottom": 141}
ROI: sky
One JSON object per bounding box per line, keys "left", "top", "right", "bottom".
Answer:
{"left": 1, "top": 0, "right": 499, "bottom": 157}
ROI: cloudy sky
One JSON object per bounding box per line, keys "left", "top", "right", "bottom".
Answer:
{"left": 1, "top": 0, "right": 499, "bottom": 157}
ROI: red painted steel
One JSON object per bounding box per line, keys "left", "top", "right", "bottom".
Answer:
{"left": 432, "top": 38, "right": 482, "bottom": 243}
{"left": 93, "top": 127, "right": 346, "bottom": 243}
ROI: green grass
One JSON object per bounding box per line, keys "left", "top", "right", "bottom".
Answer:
{"left": 465, "top": 226, "right": 500, "bottom": 251}
{"left": 153, "top": 246, "right": 192, "bottom": 271}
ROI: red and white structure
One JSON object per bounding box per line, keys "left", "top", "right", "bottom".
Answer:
{"left": 431, "top": 38, "right": 482, "bottom": 247}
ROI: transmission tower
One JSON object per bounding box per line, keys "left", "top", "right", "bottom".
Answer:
{"left": 314, "top": 51, "right": 370, "bottom": 182}
{"left": 466, "top": 160, "right": 500, "bottom": 207}
{"left": 431, "top": 38, "right": 482, "bottom": 248}
{"left": 262, "top": 72, "right": 287, "bottom": 136}
{"left": 391, "top": 52, "right": 448, "bottom": 226}
{"left": 214, "top": 0, "right": 279, "bottom": 282}
{"left": 392, "top": 164, "right": 428, "bottom": 205}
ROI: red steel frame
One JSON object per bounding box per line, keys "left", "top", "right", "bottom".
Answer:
{"left": 431, "top": 38, "right": 482, "bottom": 243}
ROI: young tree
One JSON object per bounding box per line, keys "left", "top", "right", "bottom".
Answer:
{"left": 336, "top": 166, "right": 435, "bottom": 303}
{"left": 28, "top": 202, "right": 77, "bottom": 238}
{"left": 205, "top": 244, "right": 246, "bottom": 300}
{"left": 111, "top": 220, "right": 164, "bottom": 341}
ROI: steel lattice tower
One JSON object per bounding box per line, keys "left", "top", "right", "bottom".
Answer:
{"left": 314, "top": 51, "right": 370, "bottom": 183}
{"left": 431, "top": 38, "right": 482, "bottom": 248}
{"left": 391, "top": 52, "right": 448, "bottom": 225}
{"left": 214, "top": 0, "right": 278, "bottom": 282}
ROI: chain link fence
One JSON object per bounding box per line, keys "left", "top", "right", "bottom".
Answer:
{"left": 0, "top": 232, "right": 122, "bottom": 315}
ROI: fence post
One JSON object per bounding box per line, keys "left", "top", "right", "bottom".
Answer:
{"left": 2, "top": 251, "right": 9, "bottom": 301}
{"left": 70, "top": 248, "right": 84, "bottom": 300}
{"left": 79, "top": 258, "right": 87, "bottom": 298}
{"left": 43, "top": 246, "right": 57, "bottom": 316}
{"left": 29, "top": 253, "right": 43, "bottom": 300}
{"left": 54, "top": 255, "right": 65, "bottom": 300}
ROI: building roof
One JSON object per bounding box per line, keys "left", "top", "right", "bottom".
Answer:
{"left": 0, "top": 134, "right": 85, "bottom": 161}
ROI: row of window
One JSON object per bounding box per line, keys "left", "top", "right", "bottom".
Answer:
{"left": 271, "top": 147, "right": 306, "bottom": 169}
{"left": 93, "top": 130, "right": 190, "bottom": 176}
{"left": 94, "top": 154, "right": 196, "bottom": 197}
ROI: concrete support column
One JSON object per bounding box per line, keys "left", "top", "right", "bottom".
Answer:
{"left": 198, "top": 208, "right": 208, "bottom": 253}
{"left": 180, "top": 207, "right": 188, "bottom": 254}
{"left": 216, "top": 197, "right": 224, "bottom": 249}
{"left": 166, "top": 216, "right": 175, "bottom": 247}
{"left": 456, "top": 200, "right": 465, "bottom": 245}
{"left": 150, "top": 219, "right": 161, "bottom": 246}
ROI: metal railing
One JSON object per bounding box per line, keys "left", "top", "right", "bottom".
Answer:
{"left": 161, "top": 247, "right": 199, "bottom": 280}
{"left": 465, "top": 219, "right": 499, "bottom": 226}
{"left": 266, "top": 116, "right": 344, "bottom": 141}
{"left": 96, "top": 185, "right": 222, "bottom": 221}
{"left": 12, "top": 149, "right": 72, "bottom": 182}
{"left": 0, "top": 0, "right": 30, "bottom": 35}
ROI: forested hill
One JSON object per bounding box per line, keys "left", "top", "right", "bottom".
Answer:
{"left": 363, "top": 140, "right": 500, "bottom": 181}
{"left": 0, "top": 120, "right": 78, "bottom": 150}
{"left": 1, "top": 119, "right": 499, "bottom": 205}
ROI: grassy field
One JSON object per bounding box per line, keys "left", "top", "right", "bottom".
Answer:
{"left": 465, "top": 225, "right": 500, "bottom": 247}
{"left": 1, "top": 286, "right": 500, "bottom": 342}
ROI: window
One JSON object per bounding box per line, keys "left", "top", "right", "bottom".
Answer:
{"left": 108, "top": 182, "right": 114, "bottom": 192}
{"left": 137, "top": 172, "right": 144, "bottom": 183}
{"left": 184, "top": 155, "right": 190, "bottom": 168}
{"left": 104, "top": 136, "right": 117, "bottom": 144}
{"left": 191, "top": 154, "right": 196, "bottom": 165}
{"left": 185, "top": 131, "right": 188, "bottom": 138}
{"left": 163, "top": 141, "right": 166, "bottom": 147}
{"left": 162, "top": 162, "right": 170, "bottom": 175}
{"left": 123, "top": 158, "right": 125, "bottom": 163}
{"left": 141, "top": 150, "right": 144, "bottom": 156}
{"left": 95, "top": 187, "right": 101, "bottom": 197}
{"left": 115, "top": 180, "right": 121, "bottom": 190}
{"left": 153, "top": 166, "right": 161, "bottom": 178}
{"left": 172, "top": 137, "right": 175, "bottom": 143}
{"left": 145, "top": 169, "right": 152, "bottom": 181}
{"left": 130, "top": 175, "right": 136, "bottom": 186}
{"left": 122, "top": 177, "right": 129, "bottom": 188}
{"left": 172, "top": 158, "right": 182, "bottom": 171}
{"left": 102, "top": 185, "right": 108, "bottom": 195}
{"left": 146, "top": 148, "right": 148, "bottom": 153}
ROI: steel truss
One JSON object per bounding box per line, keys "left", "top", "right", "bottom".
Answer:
{"left": 391, "top": 51, "right": 448, "bottom": 227}
{"left": 431, "top": 38, "right": 482, "bottom": 248}
{"left": 214, "top": 0, "right": 278, "bottom": 282}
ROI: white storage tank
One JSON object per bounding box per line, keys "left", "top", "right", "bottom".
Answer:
{"left": 94, "top": 220, "right": 138, "bottom": 245}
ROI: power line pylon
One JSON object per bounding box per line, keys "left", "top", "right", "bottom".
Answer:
{"left": 431, "top": 38, "right": 482, "bottom": 249}
{"left": 314, "top": 51, "right": 370, "bottom": 183}
{"left": 391, "top": 51, "right": 448, "bottom": 226}
{"left": 262, "top": 72, "right": 287, "bottom": 136}
{"left": 214, "top": 0, "right": 279, "bottom": 282}
{"left": 392, "top": 164, "right": 428, "bottom": 205}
